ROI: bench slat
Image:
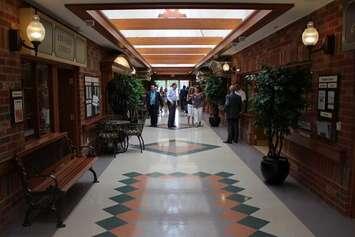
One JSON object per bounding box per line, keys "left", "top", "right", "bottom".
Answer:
{"left": 30, "top": 157, "right": 97, "bottom": 192}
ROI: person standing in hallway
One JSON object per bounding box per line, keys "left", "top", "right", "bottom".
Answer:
{"left": 193, "top": 86, "right": 204, "bottom": 127}
{"left": 235, "top": 83, "right": 246, "bottom": 112}
{"left": 167, "top": 83, "right": 178, "bottom": 128}
{"left": 224, "top": 85, "right": 242, "bottom": 143}
{"left": 186, "top": 87, "right": 195, "bottom": 127}
{"left": 146, "top": 84, "right": 161, "bottom": 127}
{"left": 179, "top": 85, "right": 188, "bottom": 114}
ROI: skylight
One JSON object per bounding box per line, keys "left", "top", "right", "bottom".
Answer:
{"left": 120, "top": 30, "right": 232, "bottom": 38}
{"left": 134, "top": 45, "right": 216, "bottom": 48}
{"left": 102, "top": 9, "right": 254, "bottom": 20}
{"left": 151, "top": 64, "right": 196, "bottom": 67}
{"left": 101, "top": 9, "right": 254, "bottom": 68}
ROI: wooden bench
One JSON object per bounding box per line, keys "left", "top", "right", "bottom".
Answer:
{"left": 15, "top": 134, "right": 98, "bottom": 228}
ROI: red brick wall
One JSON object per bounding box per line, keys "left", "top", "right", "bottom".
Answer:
{"left": 0, "top": 0, "right": 111, "bottom": 226}
{"left": 0, "top": 0, "right": 25, "bottom": 226}
{"left": 232, "top": 0, "right": 355, "bottom": 215}
{"left": 78, "top": 40, "right": 109, "bottom": 144}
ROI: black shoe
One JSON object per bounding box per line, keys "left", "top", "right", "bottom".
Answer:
{"left": 223, "top": 140, "right": 232, "bottom": 144}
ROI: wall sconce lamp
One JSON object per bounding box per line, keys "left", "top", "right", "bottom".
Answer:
{"left": 222, "top": 62, "right": 230, "bottom": 72}
{"left": 302, "top": 21, "right": 335, "bottom": 59}
{"left": 9, "top": 12, "right": 46, "bottom": 56}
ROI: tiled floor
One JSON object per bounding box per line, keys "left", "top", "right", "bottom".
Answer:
{"left": 3, "top": 112, "right": 355, "bottom": 237}
{"left": 9, "top": 112, "right": 355, "bottom": 236}
{"left": 95, "top": 172, "right": 274, "bottom": 237}
{"left": 39, "top": 113, "right": 314, "bottom": 237}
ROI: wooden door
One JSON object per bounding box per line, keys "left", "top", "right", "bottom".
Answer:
{"left": 58, "top": 69, "right": 76, "bottom": 142}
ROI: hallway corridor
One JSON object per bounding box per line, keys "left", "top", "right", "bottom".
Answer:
{"left": 33, "top": 116, "right": 314, "bottom": 237}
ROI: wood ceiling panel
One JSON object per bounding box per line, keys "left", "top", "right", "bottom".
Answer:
{"left": 145, "top": 54, "right": 203, "bottom": 64}
{"left": 153, "top": 67, "right": 194, "bottom": 75}
{"left": 112, "top": 18, "right": 242, "bottom": 30}
{"left": 127, "top": 37, "right": 223, "bottom": 45}
{"left": 138, "top": 47, "right": 211, "bottom": 55}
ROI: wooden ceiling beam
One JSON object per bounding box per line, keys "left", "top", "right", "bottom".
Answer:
{"left": 145, "top": 54, "right": 203, "bottom": 64}
{"left": 111, "top": 18, "right": 242, "bottom": 30}
{"left": 127, "top": 37, "right": 223, "bottom": 45}
{"left": 153, "top": 67, "right": 194, "bottom": 75}
{"left": 138, "top": 47, "right": 211, "bottom": 55}
{"left": 67, "top": 3, "right": 293, "bottom": 11}
{"left": 195, "top": 7, "right": 293, "bottom": 68}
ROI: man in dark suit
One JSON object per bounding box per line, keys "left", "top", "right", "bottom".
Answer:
{"left": 224, "top": 85, "right": 242, "bottom": 143}
{"left": 146, "top": 84, "right": 161, "bottom": 127}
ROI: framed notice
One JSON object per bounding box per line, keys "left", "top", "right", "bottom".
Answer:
{"left": 316, "top": 75, "right": 339, "bottom": 141}
{"left": 10, "top": 90, "right": 24, "bottom": 124}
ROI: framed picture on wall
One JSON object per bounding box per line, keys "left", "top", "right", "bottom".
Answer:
{"left": 10, "top": 90, "right": 24, "bottom": 124}
{"left": 342, "top": 0, "right": 355, "bottom": 51}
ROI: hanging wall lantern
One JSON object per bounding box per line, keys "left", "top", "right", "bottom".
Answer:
{"left": 9, "top": 11, "right": 46, "bottom": 56}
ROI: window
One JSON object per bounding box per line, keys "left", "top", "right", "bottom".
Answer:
{"left": 85, "top": 76, "right": 101, "bottom": 118}
{"left": 22, "top": 60, "right": 52, "bottom": 140}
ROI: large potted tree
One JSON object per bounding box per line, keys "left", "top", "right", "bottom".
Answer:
{"left": 253, "top": 66, "right": 311, "bottom": 185}
{"left": 107, "top": 73, "right": 145, "bottom": 120}
{"left": 204, "top": 75, "right": 227, "bottom": 127}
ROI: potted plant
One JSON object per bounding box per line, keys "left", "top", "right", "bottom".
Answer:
{"left": 204, "top": 75, "right": 227, "bottom": 127}
{"left": 253, "top": 66, "right": 311, "bottom": 184}
{"left": 107, "top": 74, "right": 145, "bottom": 120}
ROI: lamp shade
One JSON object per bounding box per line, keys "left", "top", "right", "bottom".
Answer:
{"left": 302, "top": 21, "right": 319, "bottom": 46}
{"left": 26, "top": 14, "right": 45, "bottom": 43}
{"left": 222, "top": 62, "right": 230, "bottom": 72}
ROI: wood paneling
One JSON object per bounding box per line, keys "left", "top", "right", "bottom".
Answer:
{"left": 138, "top": 47, "right": 210, "bottom": 55}
{"left": 86, "top": 10, "right": 150, "bottom": 68}
{"left": 66, "top": 2, "right": 294, "bottom": 73}
{"left": 127, "top": 37, "right": 223, "bottom": 45}
{"left": 145, "top": 54, "right": 203, "bottom": 64}
{"left": 195, "top": 10, "right": 272, "bottom": 68}
{"left": 112, "top": 18, "right": 242, "bottom": 30}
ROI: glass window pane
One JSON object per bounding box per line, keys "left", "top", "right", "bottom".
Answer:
{"left": 36, "top": 64, "right": 51, "bottom": 135}
{"left": 22, "top": 62, "right": 35, "bottom": 140}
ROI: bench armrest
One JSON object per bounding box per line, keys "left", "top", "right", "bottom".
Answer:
{"left": 30, "top": 174, "right": 58, "bottom": 189}
{"left": 76, "top": 145, "right": 96, "bottom": 157}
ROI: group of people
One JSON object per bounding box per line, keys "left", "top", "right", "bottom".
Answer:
{"left": 145, "top": 83, "right": 178, "bottom": 128}
{"left": 145, "top": 83, "right": 205, "bottom": 128}
{"left": 146, "top": 81, "right": 246, "bottom": 144}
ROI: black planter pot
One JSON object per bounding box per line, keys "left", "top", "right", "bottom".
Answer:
{"left": 261, "top": 156, "right": 290, "bottom": 185}
{"left": 209, "top": 116, "right": 221, "bottom": 127}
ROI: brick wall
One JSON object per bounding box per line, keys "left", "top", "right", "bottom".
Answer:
{"left": 232, "top": 0, "right": 355, "bottom": 215}
{"left": 0, "top": 0, "right": 111, "bottom": 226}
{"left": 0, "top": 0, "right": 25, "bottom": 226}
{"left": 78, "top": 40, "right": 113, "bottom": 145}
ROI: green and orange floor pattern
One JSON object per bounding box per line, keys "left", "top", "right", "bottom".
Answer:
{"left": 95, "top": 172, "right": 276, "bottom": 237}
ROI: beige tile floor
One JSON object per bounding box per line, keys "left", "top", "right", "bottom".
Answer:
{"left": 49, "top": 114, "right": 314, "bottom": 237}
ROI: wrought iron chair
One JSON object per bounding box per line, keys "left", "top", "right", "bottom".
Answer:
{"left": 95, "top": 122, "right": 128, "bottom": 156}
{"left": 125, "top": 108, "right": 148, "bottom": 153}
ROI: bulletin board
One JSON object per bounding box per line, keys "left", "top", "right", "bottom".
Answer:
{"left": 316, "top": 75, "right": 339, "bottom": 141}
